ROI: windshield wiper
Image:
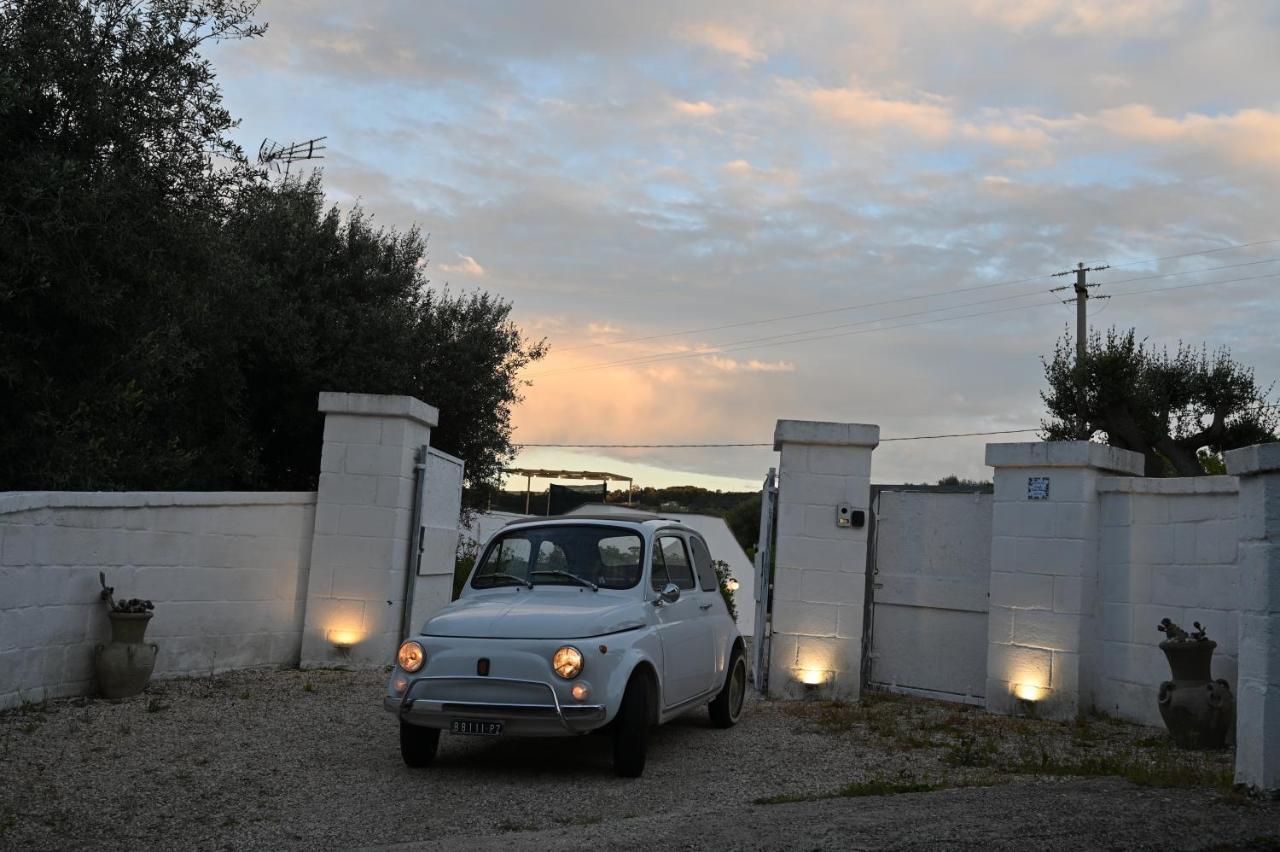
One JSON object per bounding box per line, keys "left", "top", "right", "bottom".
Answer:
{"left": 483, "top": 572, "right": 533, "bottom": 589}
{"left": 530, "top": 570, "right": 598, "bottom": 591}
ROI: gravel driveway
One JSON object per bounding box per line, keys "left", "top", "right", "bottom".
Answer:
{"left": 1, "top": 668, "right": 1275, "bottom": 851}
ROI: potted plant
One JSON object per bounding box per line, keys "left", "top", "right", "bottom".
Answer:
{"left": 95, "top": 572, "right": 158, "bottom": 699}
{"left": 1156, "top": 618, "right": 1234, "bottom": 749}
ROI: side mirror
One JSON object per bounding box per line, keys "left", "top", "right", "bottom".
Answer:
{"left": 658, "top": 583, "right": 681, "bottom": 605}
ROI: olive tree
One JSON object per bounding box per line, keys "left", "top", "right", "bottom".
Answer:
{"left": 1040, "top": 327, "right": 1277, "bottom": 476}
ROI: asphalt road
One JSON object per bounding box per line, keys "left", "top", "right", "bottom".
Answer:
{"left": 358, "top": 777, "right": 1280, "bottom": 851}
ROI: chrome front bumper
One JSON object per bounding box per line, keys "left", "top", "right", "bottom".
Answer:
{"left": 386, "top": 675, "right": 607, "bottom": 736}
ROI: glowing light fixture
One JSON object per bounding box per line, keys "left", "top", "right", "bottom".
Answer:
{"left": 800, "top": 669, "right": 827, "bottom": 686}
{"left": 1013, "top": 683, "right": 1044, "bottom": 702}
{"left": 328, "top": 628, "right": 363, "bottom": 649}
{"left": 571, "top": 683, "right": 590, "bottom": 701}
{"left": 724, "top": 577, "right": 740, "bottom": 592}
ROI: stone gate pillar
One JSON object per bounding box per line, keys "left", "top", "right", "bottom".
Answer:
{"left": 1225, "top": 443, "right": 1280, "bottom": 795}
{"left": 984, "top": 442, "right": 1143, "bottom": 721}
{"left": 301, "top": 392, "right": 440, "bottom": 668}
{"left": 769, "top": 420, "right": 879, "bottom": 700}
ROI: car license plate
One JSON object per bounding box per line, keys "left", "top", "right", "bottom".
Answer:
{"left": 450, "top": 720, "right": 503, "bottom": 736}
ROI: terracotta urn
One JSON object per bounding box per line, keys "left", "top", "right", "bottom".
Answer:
{"left": 1156, "top": 619, "right": 1233, "bottom": 750}
{"left": 94, "top": 611, "right": 159, "bottom": 699}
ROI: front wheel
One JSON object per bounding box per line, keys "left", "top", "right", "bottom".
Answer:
{"left": 400, "top": 720, "right": 440, "bottom": 767}
{"left": 612, "top": 675, "right": 650, "bottom": 778}
{"left": 709, "top": 647, "right": 746, "bottom": 728}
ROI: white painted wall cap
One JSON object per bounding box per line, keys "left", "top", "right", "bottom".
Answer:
{"left": 773, "top": 419, "right": 880, "bottom": 451}
{"left": 317, "top": 392, "right": 439, "bottom": 428}
{"left": 1096, "top": 475, "right": 1239, "bottom": 495}
{"left": 0, "top": 491, "right": 317, "bottom": 516}
{"left": 1224, "top": 442, "right": 1280, "bottom": 476}
{"left": 984, "top": 440, "right": 1144, "bottom": 475}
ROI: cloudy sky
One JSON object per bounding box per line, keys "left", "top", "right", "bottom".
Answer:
{"left": 211, "top": 0, "right": 1280, "bottom": 491}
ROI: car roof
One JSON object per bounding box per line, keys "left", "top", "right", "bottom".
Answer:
{"left": 499, "top": 514, "right": 697, "bottom": 535}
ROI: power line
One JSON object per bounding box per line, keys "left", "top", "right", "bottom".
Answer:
{"left": 555, "top": 237, "right": 1280, "bottom": 355}
{"left": 516, "top": 427, "right": 1043, "bottom": 449}
{"left": 531, "top": 288, "right": 1060, "bottom": 377}
{"left": 1098, "top": 237, "right": 1280, "bottom": 270}
{"left": 534, "top": 266, "right": 1280, "bottom": 378}
{"left": 1104, "top": 256, "right": 1279, "bottom": 286}
{"left": 1109, "top": 270, "right": 1280, "bottom": 300}
{"left": 554, "top": 270, "right": 1053, "bottom": 354}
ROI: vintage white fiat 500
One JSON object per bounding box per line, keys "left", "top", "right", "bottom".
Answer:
{"left": 385, "top": 515, "right": 746, "bottom": 777}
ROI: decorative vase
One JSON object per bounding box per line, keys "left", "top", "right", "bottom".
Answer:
{"left": 1157, "top": 636, "right": 1233, "bottom": 750}
{"left": 94, "top": 611, "right": 159, "bottom": 699}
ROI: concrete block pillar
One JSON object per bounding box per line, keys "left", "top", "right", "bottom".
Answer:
{"left": 985, "top": 441, "right": 1143, "bottom": 720}
{"left": 768, "top": 419, "right": 879, "bottom": 700}
{"left": 1225, "top": 443, "right": 1280, "bottom": 795}
{"left": 301, "top": 392, "right": 439, "bottom": 668}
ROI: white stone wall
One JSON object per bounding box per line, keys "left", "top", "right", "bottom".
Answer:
{"left": 1, "top": 391, "right": 465, "bottom": 711}
{"left": 1095, "top": 477, "right": 1240, "bottom": 725}
{"left": 300, "top": 392, "right": 441, "bottom": 668}
{"left": 1224, "top": 443, "right": 1280, "bottom": 793}
{"left": 769, "top": 420, "right": 878, "bottom": 700}
{"left": 0, "top": 492, "right": 316, "bottom": 710}
{"left": 984, "top": 442, "right": 1145, "bottom": 720}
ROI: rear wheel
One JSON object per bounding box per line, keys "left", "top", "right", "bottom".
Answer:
{"left": 612, "top": 675, "right": 650, "bottom": 778}
{"left": 709, "top": 646, "right": 746, "bottom": 728}
{"left": 399, "top": 720, "right": 440, "bottom": 767}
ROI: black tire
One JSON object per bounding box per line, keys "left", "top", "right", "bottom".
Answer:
{"left": 399, "top": 720, "right": 440, "bottom": 768}
{"left": 709, "top": 646, "right": 747, "bottom": 728}
{"left": 612, "top": 675, "right": 650, "bottom": 778}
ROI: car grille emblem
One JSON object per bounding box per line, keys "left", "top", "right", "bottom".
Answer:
{"left": 477, "top": 658, "right": 490, "bottom": 676}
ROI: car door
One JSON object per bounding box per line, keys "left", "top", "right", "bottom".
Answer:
{"left": 689, "top": 533, "right": 733, "bottom": 692}
{"left": 651, "top": 534, "right": 716, "bottom": 707}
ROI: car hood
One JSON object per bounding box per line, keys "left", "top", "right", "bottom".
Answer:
{"left": 421, "top": 590, "right": 648, "bottom": 639}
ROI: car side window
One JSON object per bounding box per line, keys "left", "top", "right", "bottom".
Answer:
{"left": 650, "top": 541, "right": 669, "bottom": 590}
{"left": 689, "top": 536, "right": 718, "bottom": 592}
{"left": 658, "top": 536, "right": 696, "bottom": 590}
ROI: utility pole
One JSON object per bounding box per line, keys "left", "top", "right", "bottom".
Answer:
{"left": 1052, "top": 261, "right": 1110, "bottom": 367}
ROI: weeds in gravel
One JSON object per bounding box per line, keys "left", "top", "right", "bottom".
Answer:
{"left": 780, "top": 689, "right": 1234, "bottom": 795}
{"left": 1000, "top": 749, "right": 1234, "bottom": 791}
{"left": 303, "top": 681, "right": 314, "bottom": 693}
{"left": 754, "top": 775, "right": 1000, "bottom": 806}
{"left": 943, "top": 732, "right": 998, "bottom": 767}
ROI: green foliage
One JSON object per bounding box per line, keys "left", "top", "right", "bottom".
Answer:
{"left": 452, "top": 538, "right": 478, "bottom": 601}
{"left": 0, "top": 1, "right": 544, "bottom": 498}
{"left": 1041, "top": 327, "right": 1277, "bottom": 476}
{"left": 723, "top": 492, "right": 762, "bottom": 552}
{"left": 712, "top": 559, "right": 738, "bottom": 622}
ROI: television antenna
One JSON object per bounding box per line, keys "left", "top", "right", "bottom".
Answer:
{"left": 257, "top": 136, "right": 327, "bottom": 176}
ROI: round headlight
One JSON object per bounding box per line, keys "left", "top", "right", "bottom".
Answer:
{"left": 397, "top": 640, "right": 425, "bottom": 673}
{"left": 552, "top": 646, "right": 583, "bottom": 679}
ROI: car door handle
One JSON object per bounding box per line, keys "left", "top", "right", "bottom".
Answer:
{"left": 699, "top": 602, "right": 713, "bottom": 610}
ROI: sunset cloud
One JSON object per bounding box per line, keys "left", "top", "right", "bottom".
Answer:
{"left": 438, "top": 253, "right": 485, "bottom": 277}
{"left": 678, "top": 22, "right": 765, "bottom": 65}
{"left": 212, "top": 2, "right": 1280, "bottom": 487}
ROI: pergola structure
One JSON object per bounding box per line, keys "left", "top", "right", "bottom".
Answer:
{"left": 503, "top": 468, "right": 634, "bottom": 514}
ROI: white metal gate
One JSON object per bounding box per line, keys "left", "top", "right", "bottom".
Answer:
{"left": 866, "top": 486, "right": 992, "bottom": 702}
{"left": 752, "top": 468, "right": 777, "bottom": 693}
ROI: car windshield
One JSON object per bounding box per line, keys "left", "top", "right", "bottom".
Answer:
{"left": 471, "top": 525, "right": 644, "bottom": 591}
